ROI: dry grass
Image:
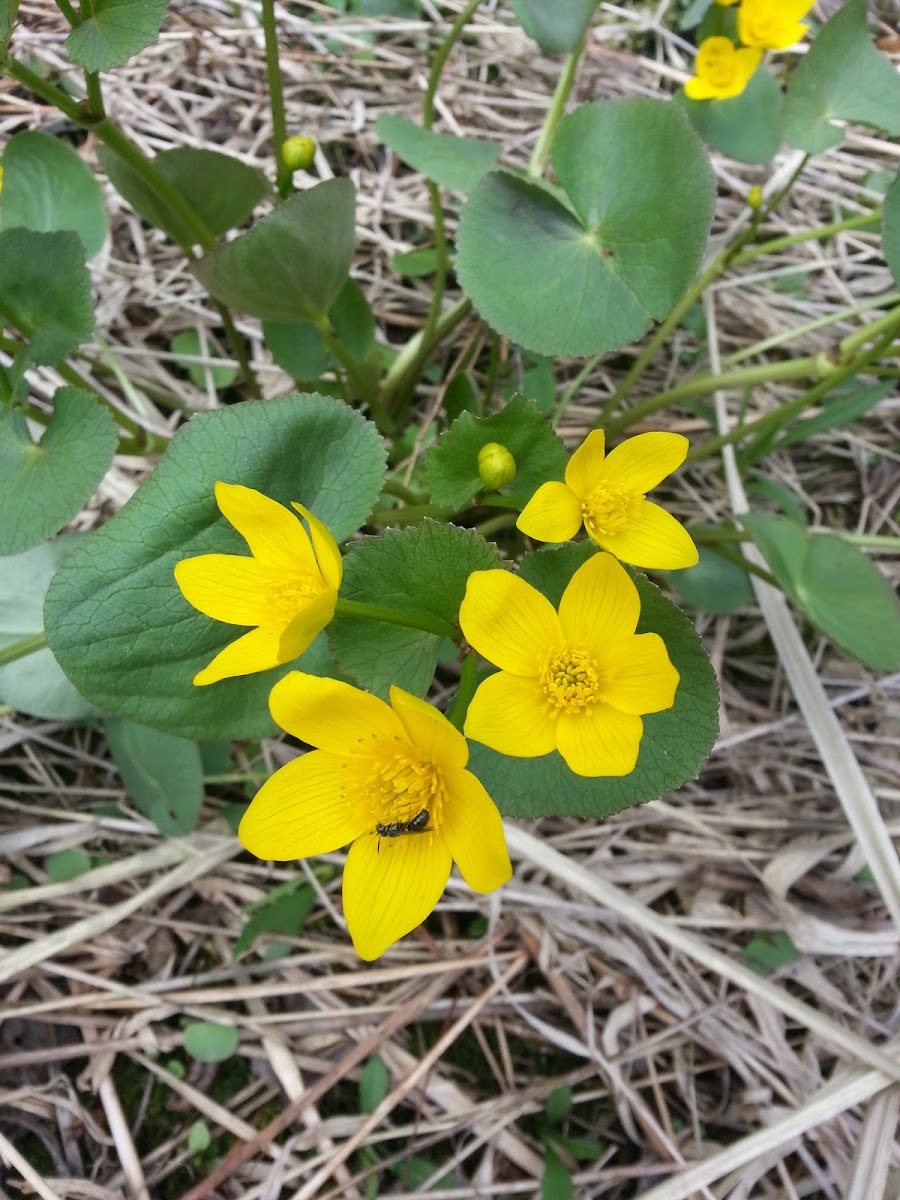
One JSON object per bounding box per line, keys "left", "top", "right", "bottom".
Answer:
{"left": 2, "top": 2, "right": 900, "bottom": 1198}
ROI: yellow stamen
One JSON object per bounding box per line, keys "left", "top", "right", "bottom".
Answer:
{"left": 267, "top": 574, "right": 322, "bottom": 615}
{"left": 581, "top": 480, "right": 643, "bottom": 541}
{"left": 346, "top": 738, "right": 446, "bottom": 830}
{"left": 540, "top": 644, "right": 602, "bottom": 716}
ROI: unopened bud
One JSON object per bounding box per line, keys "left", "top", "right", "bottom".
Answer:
{"left": 281, "top": 136, "right": 316, "bottom": 172}
{"left": 477, "top": 442, "right": 516, "bottom": 490}
{"left": 747, "top": 185, "right": 763, "bottom": 210}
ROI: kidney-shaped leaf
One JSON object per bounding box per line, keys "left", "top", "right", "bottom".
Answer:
{"left": 192, "top": 179, "right": 355, "bottom": 323}
{"left": 0, "top": 130, "right": 108, "bottom": 258}
{"left": 66, "top": 0, "right": 168, "bottom": 72}
{"left": 456, "top": 99, "right": 714, "bottom": 357}
{"left": 44, "top": 394, "right": 387, "bottom": 740}
{"left": 467, "top": 543, "right": 719, "bottom": 818}
{"left": 0, "top": 228, "right": 93, "bottom": 364}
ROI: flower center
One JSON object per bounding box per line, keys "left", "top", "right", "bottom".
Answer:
{"left": 540, "top": 644, "right": 602, "bottom": 716}
{"left": 581, "top": 480, "right": 643, "bottom": 541}
{"left": 347, "top": 739, "right": 445, "bottom": 835}
{"left": 267, "top": 573, "right": 322, "bottom": 616}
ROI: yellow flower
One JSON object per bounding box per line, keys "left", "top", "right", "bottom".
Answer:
{"left": 738, "top": 0, "right": 813, "bottom": 50}
{"left": 238, "top": 673, "right": 512, "bottom": 960}
{"left": 460, "top": 553, "right": 679, "bottom": 777}
{"left": 684, "top": 36, "right": 763, "bottom": 101}
{"left": 174, "top": 482, "right": 342, "bottom": 687}
{"left": 516, "top": 430, "right": 698, "bottom": 570}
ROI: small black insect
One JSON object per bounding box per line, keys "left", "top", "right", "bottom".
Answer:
{"left": 375, "top": 808, "right": 431, "bottom": 850}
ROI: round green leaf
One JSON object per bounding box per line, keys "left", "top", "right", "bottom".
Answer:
{"left": 182, "top": 1021, "right": 239, "bottom": 1063}
{"left": 98, "top": 145, "right": 269, "bottom": 247}
{"left": 65, "top": 0, "right": 168, "bottom": 72}
{"left": 192, "top": 179, "right": 355, "bottom": 323}
{"left": 45, "top": 848, "right": 93, "bottom": 883}
{"left": 883, "top": 169, "right": 900, "bottom": 290}
{"left": 425, "top": 394, "right": 567, "bottom": 509}
{"left": 170, "top": 330, "right": 238, "bottom": 391}
{"left": 44, "top": 395, "right": 387, "bottom": 739}
{"left": 329, "top": 522, "right": 499, "bottom": 698}
{"left": 0, "top": 536, "right": 100, "bottom": 721}
{"left": 0, "top": 388, "right": 118, "bottom": 556}
{"left": 0, "top": 131, "right": 108, "bottom": 258}
{"left": 377, "top": 114, "right": 502, "bottom": 194}
{"left": 456, "top": 99, "right": 714, "bottom": 357}
{"left": 676, "top": 68, "right": 783, "bottom": 165}
{"left": 0, "top": 228, "right": 93, "bottom": 364}
{"left": 661, "top": 530, "right": 753, "bottom": 615}
{"left": 467, "top": 544, "right": 719, "bottom": 818}
{"left": 104, "top": 717, "right": 204, "bottom": 836}
{"left": 359, "top": 1055, "right": 391, "bottom": 1114}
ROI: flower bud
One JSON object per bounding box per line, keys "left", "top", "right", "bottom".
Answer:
{"left": 477, "top": 442, "right": 516, "bottom": 491}
{"left": 281, "top": 136, "right": 316, "bottom": 172}
{"left": 747, "top": 185, "right": 763, "bottom": 210}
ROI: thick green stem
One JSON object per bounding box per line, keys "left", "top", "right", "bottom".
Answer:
{"left": 335, "top": 597, "right": 458, "bottom": 640}
{"left": 0, "top": 632, "right": 47, "bottom": 668}
{"left": 447, "top": 652, "right": 479, "bottom": 732}
{"left": 528, "top": 34, "right": 585, "bottom": 178}
{"left": 261, "top": 0, "right": 291, "bottom": 198}
{"left": 379, "top": 297, "right": 471, "bottom": 412}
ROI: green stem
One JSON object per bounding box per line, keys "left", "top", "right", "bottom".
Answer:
{"left": 731, "top": 210, "right": 880, "bottom": 267}
{"left": 261, "top": 0, "right": 291, "bottom": 198}
{"left": 54, "top": 0, "right": 78, "bottom": 22}
{"left": 334, "top": 597, "right": 458, "bottom": 640}
{"left": 0, "top": 632, "right": 47, "bottom": 668}
{"left": 313, "top": 317, "right": 390, "bottom": 429}
{"left": 447, "top": 653, "right": 479, "bottom": 732}
{"left": 382, "top": 478, "right": 428, "bottom": 505}
{"left": 379, "top": 297, "right": 472, "bottom": 412}
{"left": 553, "top": 353, "right": 601, "bottom": 427}
{"left": 703, "top": 542, "right": 778, "bottom": 589}
{"left": 84, "top": 71, "right": 105, "bottom": 118}
{"left": 370, "top": 502, "right": 454, "bottom": 525}
{"left": 528, "top": 34, "right": 585, "bottom": 178}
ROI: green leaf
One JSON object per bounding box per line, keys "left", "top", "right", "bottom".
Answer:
{"left": 234, "top": 884, "right": 316, "bottom": 955}
{"left": 741, "top": 512, "right": 900, "bottom": 671}
{"left": 456, "top": 99, "right": 714, "bottom": 357}
{"left": 0, "top": 536, "right": 99, "bottom": 721}
{"left": 544, "top": 1085, "right": 572, "bottom": 1124}
{"left": 0, "top": 388, "right": 117, "bottom": 556}
{"left": 66, "top": 0, "right": 168, "bottom": 71}
{"left": 677, "top": 68, "right": 783, "bottom": 165}
{"left": 509, "top": 0, "right": 597, "bottom": 53}
{"left": 883, "top": 169, "right": 900, "bottom": 290}
{"left": 44, "top": 395, "right": 387, "bottom": 739}
{"left": 330, "top": 278, "right": 376, "bottom": 362}
{"left": 773, "top": 381, "right": 894, "bottom": 449}
{"left": 0, "top": 0, "right": 17, "bottom": 46}
{"left": 0, "top": 228, "right": 93, "bottom": 364}
{"left": 744, "top": 930, "right": 800, "bottom": 975}
{"left": 359, "top": 1054, "right": 391, "bottom": 1114}
{"left": 661, "top": 532, "right": 753, "bottom": 615}
{"left": 782, "top": 0, "right": 900, "bottom": 153}
{"left": 182, "top": 1021, "right": 239, "bottom": 1063}
{"left": 467, "top": 544, "right": 719, "bottom": 819}
{"left": 425, "top": 394, "right": 567, "bottom": 509}
{"left": 98, "top": 145, "right": 269, "bottom": 247}
{"left": 329, "top": 522, "right": 499, "bottom": 698}
{"left": 0, "top": 130, "right": 108, "bottom": 258}
{"left": 541, "top": 1145, "right": 573, "bottom": 1200}
{"left": 193, "top": 179, "right": 355, "bottom": 322}
{"left": 263, "top": 278, "right": 376, "bottom": 382}
{"left": 552, "top": 1135, "right": 605, "bottom": 1160}
{"left": 377, "top": 115, "right": 502, "bottom": 194}
{"left": 187, "top": 1122, "right": 211, "bottom": 1153}
{"left": 45, "top": 848, "right": 92, "bottom": 883}
{"left": 392, "top": 246, "right": 439, "bottom": 277}
{"left": 170, "top": 330, "right": 238, "bottom": 391}
{"left": 104, "top": 718, "right": 204, "bottom": 835}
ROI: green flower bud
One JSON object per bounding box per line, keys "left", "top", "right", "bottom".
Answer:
{"left": 281, "top": 136, "right": 316, "bottom": 172}
{"left": 477, "top": 442, "right": 516, "bottom": 491}
{"left": 747, "top": 184, "right": 763, "bottom": 210}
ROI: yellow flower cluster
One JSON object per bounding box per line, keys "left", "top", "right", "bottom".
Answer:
{"left": 173, "top": 430, "right": 694, "bottom": 958}
{"left": 686, "top": 0, "right": 813, "bottom": 102}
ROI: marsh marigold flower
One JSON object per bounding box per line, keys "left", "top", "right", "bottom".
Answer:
{"left": 460, "top": 553, "right": 679, "bottom": 778}
{"left": 738, "top": 0, "right": 812, "bottom": 50}
{"left": 239, "top": 673, "right": 512, "bottom": 960}
{"left": 517, "top": 430, "right": 698, "bottom": 570}
{"left": 174, "top": 482, "right": 342, "bottom": 687}
{"left": 685, "top": 36, "right": 763, "bottom": 101}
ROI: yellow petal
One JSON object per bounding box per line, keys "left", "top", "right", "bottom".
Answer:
{"left": 389, "top": 686, "right": 468, "bottom": 772}
{"left": 238, "top": 750, "right": 369, "bottom": 860}
{"left": 684, "top": 76, "right": 720, "bottom": 101}
{"left": 556, "top": 706, "right": 643, "bottom": 777}
{"left": 277, "top": 587, "right": 338, "bottom": 663}
{"left": 464, "top": 671, "right": 557, "bottom": 758}
{"left": 343, "top": 829, "right": 452, "bottom": 960}
{"left": 215, "top": 482, "right": 318, "bottom": 574}
{"left": 558, "top": 552, "right": 640, "bottom": 650}
{"left": 193, "top": 627, "right": 282, "bottom": 686}
{"left": 564, "top": 429, "right": 606, "bottom": 498}
{"left": 174, "top": 554, "right": 274, "bottom": 626}
{"left": 269, "top": 672, "right": 403, "bottom": 750}
{"left": 460, "top": 569, "right": 561, "bottom": 674}
{"left": 516, "top": 482, "right": 582, "bottom": 543}
{"left": 599, "top": 432, "right": 688, "bottom": 494}
{"left": 595, "top": 500, "right": 699, "bottom": 570}
{"left": 599, "top": 633, "right": 679, "bottom": 715}
{"left": 292, "top": 502, "right": 343, "bottom": 590}
{"left": 440, "top": 767, "right": 511, "bottom": 893}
